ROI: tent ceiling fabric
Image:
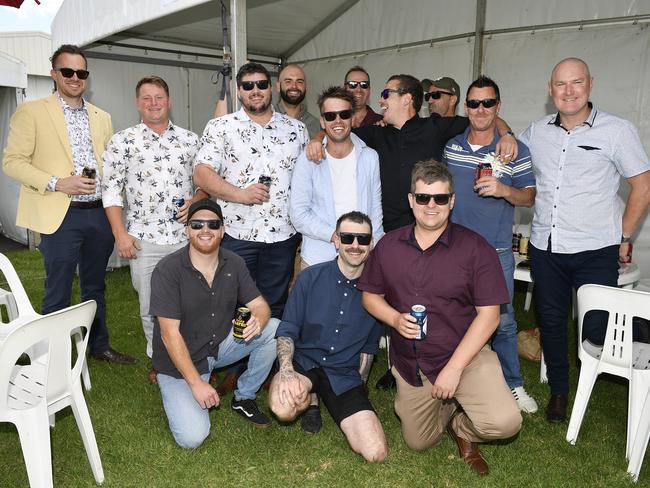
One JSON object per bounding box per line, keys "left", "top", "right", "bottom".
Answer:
{"left": 52, "top": 0, "right": 355, "bottom": 58}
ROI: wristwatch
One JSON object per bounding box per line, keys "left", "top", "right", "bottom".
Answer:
{"left": 621, "top": 235, "right": 632, "bottom": 243}
{"left": 504, "top": 130, "right": 515, "bottom": 137}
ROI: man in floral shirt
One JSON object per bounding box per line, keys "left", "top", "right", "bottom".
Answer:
{"left": 103, "top": 76, "right": 205, "bottom": 379}
{"left": 442, "top": 75, "right": 537, "bottom": 413}
{"left": 194, "top": 62, "right": 308, "bottom": 319}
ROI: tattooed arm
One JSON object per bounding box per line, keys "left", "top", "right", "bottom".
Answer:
{"left": 359, "top": 353, "right": 374, "bottom": 384}
{"left": 276, "top": 336, "right": 307, "bottom": 406}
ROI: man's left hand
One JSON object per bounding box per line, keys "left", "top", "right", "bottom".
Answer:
{"left": 495, "top": 134, "right": 518, "bottom": 162}
{"left": 619, "top": 242, "right": 632, "bottom": 263}
{"left": 174, "top": 197, "right": 191, "bottom": 224}
{"left": 431, "top": 364, "right": 462, "bottom": 400}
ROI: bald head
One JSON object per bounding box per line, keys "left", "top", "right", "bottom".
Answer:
{"left": 550, "top": 57, "right": 591, "bottom": 83}
{"left": 278, "top": 63, "right": 307, "bottom": 106}
{"left": 548, "top": 57, "right": 593, "bottom": 127}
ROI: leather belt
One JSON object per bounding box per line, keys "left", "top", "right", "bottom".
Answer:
{"left": 69, "top": 199, "right": 103, "bottom": 209}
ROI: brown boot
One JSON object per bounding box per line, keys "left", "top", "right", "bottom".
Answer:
{"left": 216, "top": 372, "right": 240, "bottom": 396}
{"left": 447, "top": 425, "right": 489, "bottom": 475}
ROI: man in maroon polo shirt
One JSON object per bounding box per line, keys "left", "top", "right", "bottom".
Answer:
{"left": 359, "top": 160, "right": 521, "bottom": 476}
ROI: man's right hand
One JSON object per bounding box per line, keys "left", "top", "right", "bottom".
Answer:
{"left": 392, "top": 312, "right": 420, "bottom": 339}
{"left": 115, "top": 232, "right": 141, "bottom": 259}
{"left": 277, "top": 368, "right": 307, "bottom": 407}
{"left": 56, "top": 175, "right": 97, "bottom": 195}
{"left": 239, "top": 183, "right": 270, "bottom": 205}
{"left": 190, "top": 379, "right": 220, "bottom": 409}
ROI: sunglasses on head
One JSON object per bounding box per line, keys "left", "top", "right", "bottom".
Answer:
{"left": 413, "top": 193, "right": 453, "bottom": 206}
{"left": 239, "top": 79, "right": 270, "bottom": 91}
{"left": 322, "top": 109, "right": 353, "bottom": 122}
{"left": 188, "top": 219, "right": 222, "bottom": 230}
{"left": 466, "top": 98, "right": 499, "bottom": 109}
{"left": 54, "top": 68, "right": 90, "bottom": 80}
{"left": 380, "top": 88, "right": 404, "bottom": 99}
{"left": 345, "top": 80, "right": 370, "bottom": 89}
{"left": 338, "top": 232, "right": 372, "bottom": 246}
{"left": 424, "top": 90, "right": 453, "bottom": 101}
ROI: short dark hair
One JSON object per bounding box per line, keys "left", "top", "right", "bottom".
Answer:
{"left": 136, "top": 75, "right": 169, "bottom": 97}
{"left": 317, "top": 86, "right": 355, "bottom": 113}
{"left": 466, "top": 75, "right": 500, "bottom": 101}
{"left": 344, "top": 66, "right": 370, "bottom": 83}
{"left": 387, "top": 74, "right": 423, "bottom": 112}
{"left": 336, "top": 211, "right": 372, "bottom": 235}
{"left": 410, "top": 160, "right": 454, "bottom": 194}
{"left": 236, "top": 62, "right": 271, "bottom": 85}
{"left": 50, "top": 44, "right": 87, "bottom": 69}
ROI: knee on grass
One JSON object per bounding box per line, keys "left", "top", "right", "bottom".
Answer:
{"left": 172, "top": 425, "right": 210, "bottom": 449}
{"left": 356, "top": 442, "right": 388, "bottom": 463}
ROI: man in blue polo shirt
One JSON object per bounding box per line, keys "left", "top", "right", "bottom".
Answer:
{"left": 443, "top": 75, "right": 537, "bottom": 413}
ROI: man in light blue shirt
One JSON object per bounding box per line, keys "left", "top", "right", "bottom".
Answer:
{"left": 290, "top": 86, "right": 384, "bottom": 268}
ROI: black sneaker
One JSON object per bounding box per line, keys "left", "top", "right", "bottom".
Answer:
{"left": 231, "top": 398, "right": 271, "bottom": 428}
{"left": 300, "top": 405, "right": 322, "bottom": 434}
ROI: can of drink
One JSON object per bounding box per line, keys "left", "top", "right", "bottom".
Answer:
{"left": 411, "top": 305, "right": 427, "bottom": 340}
{"left": 172, "top": 197, "right": 185, "bottom": 220}
{"left": 232, "top": 307, "right": 251, "bottom": 339}
{"left": 258, "top": 175, "right": 272, "bottom": 188}
{"left": 519, "top": 236, "right": 529, "bottom": 258}
{"left": 82, "top": 166, "right": 96, "bottom": 179}
{"left": 512, "top": 233, "right": 520, "bottom": 253}
{"left": 474, "top": 162, "right": 492, "bottom": 192}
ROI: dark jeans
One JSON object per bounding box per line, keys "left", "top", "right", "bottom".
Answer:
{"left": 38, "top": 207, "right": 114, "bottom": 355}
{"left": 221, "top": 232, "right": 300, "bottom": 319}
{"left": 529, "top": 244, "right": 619, "bottom": 395}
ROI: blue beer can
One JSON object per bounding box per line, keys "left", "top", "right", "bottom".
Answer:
{"left": 172, "top": 197, "right": 185, "bottom": 220}
{"left": 411, "top": 304, "right": 427, "bottom": 340}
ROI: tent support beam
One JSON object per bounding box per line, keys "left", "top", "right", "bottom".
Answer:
{"left": 472, "top": 0, "right": 486, "bottom": 79}
{"left": 231, "top": 0, "right": 247, "bottom": 111}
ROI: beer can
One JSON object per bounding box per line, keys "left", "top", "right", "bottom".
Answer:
{"left": 172, "top": 197, "right": 185, "bottom": 220}
{"left": 512, "top": 233, "right": 520, "bottom": 253}
{"left": 475, "top": 162, "right": 493, "bottom": 180}
{"left": 232, "top": 307, "right": 252, "bottom": 339}
{"left": 411, "top": 304, "right": 427, "bottom": 341}
{"left": 258, "top": 175, "right": 272, "bottom": 188}
{"left": 82, "top": 166, "right": 96, "bottom": 179}
{"left": 519, "top": 236, "right": 529, "bottom": 258}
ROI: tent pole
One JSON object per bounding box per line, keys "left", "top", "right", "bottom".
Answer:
{"left": 230, "top": 0, "right": 247, "bottom": 111}
{"left": 472, "top": 0, "right": 487, "bottom": 79}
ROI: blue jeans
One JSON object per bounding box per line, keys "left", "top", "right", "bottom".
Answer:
{"left": 157, "top": 318, "right": 279, "bottom": 448}
{"left": 491, "top": 249, "right": 523, "bottom": 388}
{"left": 38, "top": 207, "right": 114, "bottom": 355}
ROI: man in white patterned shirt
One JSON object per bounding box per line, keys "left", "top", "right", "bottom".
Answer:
{"left": 194, "top": 62, "right": 308, "bottom": 320}
{"left": 103, "top": 76, "right": 206, "bottom": 379}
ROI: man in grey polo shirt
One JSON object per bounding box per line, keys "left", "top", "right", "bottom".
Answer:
{"left": 274, "top": 63, "right": 320, "bottom": 137}
{"left": 520, "top": 57, "right": 650, "bottom": 423}
{"left": 150, "top": 199, "right": 279, "bottom": 447}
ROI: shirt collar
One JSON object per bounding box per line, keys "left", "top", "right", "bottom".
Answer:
{"left": 330, "top": 258, "right": 359, "bottom": 286}
{"left": 274, "top": 101, "right": 307, "bottom": 118}
{"left": 549, "top": 102, "right": 596, "bottom": 128}
{"left": 181, "top": 244, "right": 228, "bottom": 270}
{"left": 56, "top": 91, "right": 86, "bottom": 110}
{"left": 235, "top": 106, "right": 279, "bottom": 126}
{"left": 140, "top": 120, "right": 175, "bottom": 137}
{"left": 398, "top": 223, "right": 453, "bottom": 250}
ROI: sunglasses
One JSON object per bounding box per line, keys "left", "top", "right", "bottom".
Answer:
{"left": 239, "top": 80, "right": 270, "bottom": 91}
{"left": 338, "top": 232, "right": 372, "bottom": 246}
{"left": 413, "top": 193, "right": 453, "bottom": 205}
{"left": 322, "top": 109, "right": 353, "bottom": 122}
{"left": 345, "top": 80, "right": 370, "bottom": 89}
{"left": 54, "top": 68, "right": 90, "bottom": 80}
{"left": 188, "top": 219, "right": 222, "bottom": 230}
{"left": 380, "top": 88, "right": 404, "bottom": 99}
{"left": 424, "top": 90, "right": 453, "bottom": 101}
{"left": 466, "top": 98, "right": 499, "bottom": 109}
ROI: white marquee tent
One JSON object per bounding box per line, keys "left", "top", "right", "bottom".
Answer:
{"left": 20, "top": 0, "right": 650, "bottom": 276}
{"left": 0, "top": 51, "right": 27, "bottom": 244}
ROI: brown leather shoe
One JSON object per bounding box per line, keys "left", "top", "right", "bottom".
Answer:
{"left": 148, "top": 368, "right": 158, "bottom": 385}
{"left": 91, "top": 347, "right": 138, "bottom": 365}
{"left": 546, "top": 394, "right": 568, "bottom": 423}
{"left": 447, "top": 425, "right": 489, "bottom": 475}
{"left": 216, "top": 372, "right": 240, "bottom": 396}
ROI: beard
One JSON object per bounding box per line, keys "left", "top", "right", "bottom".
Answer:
{"left": 189, "top": 234, "right": 219, "bottom": 255}
{"left": 280, "top": 87, "right": 306, "bottom": 106}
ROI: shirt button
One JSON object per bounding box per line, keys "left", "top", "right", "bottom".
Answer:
{"left": 337, "top": 280, "right": 341, "bottom": 284}
{"left": 344, "top": 293, "right": 348, "bottom": 297}
{"left": 335, "top": 329, "right": 339, "bottom": 333}
{"left": 339, "top": 310, "right": 343, "bottom": 315}
{"left": 556, "top": 186, "right": 559, "bottom": 189}
{"left": 322, "top": 357, "right": 326, "bottom": 361}
{"left": 211, "top": 292, "right": 215, "bottom": 296}
{"left": 330, "top": 346, "right": 334, "bottom": 350}
{"left": 211, "top": 313, "right": 215, "bottom": 317}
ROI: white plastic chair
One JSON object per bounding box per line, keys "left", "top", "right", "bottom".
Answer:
{"left": 0, "top": 300, "right": 104, "bottom": 487}
{"left": 566, "top": 284, "right": 650, "bottom": 461}
{"left": 627, "top": 384, "right": 650, "bottom": 481}
{"left": 0, "top": 252, "right": 92, "bottom": 390}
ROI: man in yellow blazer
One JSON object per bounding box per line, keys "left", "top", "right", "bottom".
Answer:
{"left": 2, "top": 44, "right": 136, "bottom": 364}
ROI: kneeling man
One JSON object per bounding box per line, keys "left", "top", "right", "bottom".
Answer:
{"left": 269, "top": 211, "right": 388, "bottom": 462}
{"left": 359, "top": 161, "right": 521, "bottom": 475}
{"left": 150, "top": 199, "right": 278, "bottom": 448}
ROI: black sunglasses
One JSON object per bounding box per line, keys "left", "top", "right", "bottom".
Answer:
{"left": 239, "top": 80, "right": 270, "bottom": 91}
{"left": 380, "top": 88, "right": 404, "bottom": 99}
{"left": 466, "top": 98, "right": 499, "bottom": 109}
{"left": 345, "top": 80, "right": 370, "bottom": 89}
{"left": 338, "top": 232, "right": 372, "bottom": 246}
{"left": 424, "top": 90, "right": 453, "bottom": 101}
{"left": 54, "top": 68, "right": 90, "bottom": 80}
{"left": 322, "top": 109, "right": 353, "bottom": 122}
{"left": 413, "top": 193, "right": 453, "bottom": 206}
{"left": 188, "top": 219, "right": 222, "bottom": 230}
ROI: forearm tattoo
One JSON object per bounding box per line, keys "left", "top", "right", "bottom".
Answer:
{"left": 277, "top": 336, "right": 295, "bottom": 372}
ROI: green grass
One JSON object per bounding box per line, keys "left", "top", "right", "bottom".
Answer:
{"left": 0, "top": 250, "right": 647, "bottom": 487}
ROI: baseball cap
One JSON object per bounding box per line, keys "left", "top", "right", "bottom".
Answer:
{"left": 421, "top": 78, "right": 434, "bottom": 92}
{"left": 187, "top": 198, "right": 223, "bottom": 221}
{"left": 431, "top": 76, "right": 460, "bottom": 97}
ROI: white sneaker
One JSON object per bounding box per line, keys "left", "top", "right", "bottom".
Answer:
{"left": 511, "top": 386, "right": 538, "bottom": 413}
